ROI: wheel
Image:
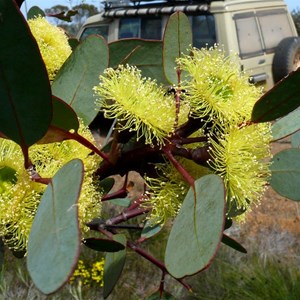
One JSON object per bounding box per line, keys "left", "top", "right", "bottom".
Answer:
{"left": 272, "top": 37, "right": 300, "bottom": 83}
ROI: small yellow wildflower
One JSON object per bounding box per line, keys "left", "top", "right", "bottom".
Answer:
{"left": 91, "top": 260, "right": 105, "bottom": 286}
{"left": 207, "top": 123, "right": 272, "bottom": 212}
{"left": 28, "top": 16, "right": 72, "bottom": 80}
{"left": 94, "top": 65, "right": 189, "bottom": 146}
{"left": 70, "top": 258, "right": 104, "bottom": 287}
{"left": 0, "top": 122, "right": 102, "bottom": 251}
{"left": 178, "top": 46, "right": 261, "bottom": 127}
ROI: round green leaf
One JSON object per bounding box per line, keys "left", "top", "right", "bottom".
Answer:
{"left": 163, "top": 12, "right": 192, "bottom": 84}
{"left": 141, "top": 221, "right": 162, "bottom": 240}
{"left": 52, "top": 35, "right": 109, "bottom": 125}
{"left": 291, "top": 130, "right": 300, "bottom": 148}
{"left": 270, "top": 148, "right": 300, "bottom": 201}
{"left": 252, "top": 69, "right": 300, "bottom": 122}
{"left": 146, "top": 291, "right": 176, "bottom": 300}
{"left": 27, "top": 159, "right": 84, "bottom": 294}
{"left": 0, "top": 239, "right": 4, "bottom": 271}
{"left": 222, "top": 234, "right": 247, "bottom": 253}
{"left": 51, "top": 96, "right": 79, "bottom": 132}
{"left": 37, "top": 97, "right": 80, "bottom": 144}
{"left": 27, "top": 6, "right": 45, "bottom": 19}
{"left": 68, "top": 38, "right": 80, "bottom": 51}
{"left": 0, "top": 0, "right": 52, "bottom": 147}
{"left": 99, "top": 178, "right": 115, "bottom": 194}
{"left": 165, "top": 175, "right": 225, "bottom": 278}
{"left": 271, "top": 108, "right": 300, "bottom": 141}
{"left": 109, "top": 198, "right": 131, "bottom": 207}
{"left": 83, "top": 237, "right": 125, "bottom": 252}
{"left": 104, "top": 234, "right": 127, "bottom": 299}
{"left": 109, "top": 39, "right": 167, "bottom": 84}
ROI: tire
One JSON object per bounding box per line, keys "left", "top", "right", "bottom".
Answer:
{"left": 272, "top": 37, "right": 300, "bottom": 83}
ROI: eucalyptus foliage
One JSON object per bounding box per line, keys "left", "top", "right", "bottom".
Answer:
{"left": 0, "top": 1, "right": 300, "bottom": 298}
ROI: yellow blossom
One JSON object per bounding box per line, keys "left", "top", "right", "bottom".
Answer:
{"left": 30, "top": 121, "right": 102, "bottom": 234}
{"left": 0, "top": 140, "right": 40, "bottom": 250}
{"left": 207, "top": 123, "right": 272, "bottom": 212}
{"left": 144, "top": 158, "right": 210, "bottom": 224}
{"left": 178, "top": 46, "right": 261, "bottom": 127}
{"left": 28, "top": 16, "right": 72, "bottom": 80}
{"left": 0, "top": 122, "right": 102, "bottom": 251}
{"left": 94, "top": 65, "right": 189, "bottom": 146}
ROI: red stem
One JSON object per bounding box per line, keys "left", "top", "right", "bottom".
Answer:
{"left": 107, "top": 206, "right": 150, "bottom": 225}
{"left": 174, "top": 68, "right": 181, "bottom": 129}
{"left": 97, "top": 228, "right": 192, "bottom": 292}
{"left": 72, "top": 131, "right": 110, "bottom": 162}
{"left": 163, "top": 148, "right": 195, "bottom": 189}
{"left": 102, "top": 173, "right": 129, "bottom": 201}
{"left": 127, "top": 240, "right": 192, "bottom": 291}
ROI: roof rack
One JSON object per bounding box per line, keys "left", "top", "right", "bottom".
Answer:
{"left": 104, "top": 0, "right": 213, "bottom": 11}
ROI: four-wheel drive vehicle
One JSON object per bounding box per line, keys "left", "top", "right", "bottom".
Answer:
{"left": 77, "top": 0, "right": 300, "bottom": 90}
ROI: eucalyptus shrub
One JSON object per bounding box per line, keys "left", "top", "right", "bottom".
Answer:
{"left": 0, "top": 1, "right": 300, "bottom": 299}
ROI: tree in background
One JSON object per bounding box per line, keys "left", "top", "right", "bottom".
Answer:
{"left": 291, "top": 8, "right": 300, "bottom": 35}
{"left": 45, "top": 3, "right": 99, "bottom": 36}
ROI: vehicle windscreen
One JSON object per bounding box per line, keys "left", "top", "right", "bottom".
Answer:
{"left": 80, "top": 25, "right": 109, "bottom": 40}
{"left": 118, "top": 14, "right": 216, "bottom": 46}
{"left": 190, "top": 14, "right": 217, "bottom": 48}
{"left": 119, "top": 17, "right": 162, "bottom": 39}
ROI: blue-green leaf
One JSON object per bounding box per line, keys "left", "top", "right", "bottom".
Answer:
{"left": 109, "top": 198, "right": 131, "bottom": 207}
{"left": 270, "top": 148, "right": 300, "bottom": 201}
{"left": 27, "top": 6, "right": 45, "bottom": 19}
{"left": 52, "top": 35, "right": 109, "bottom": 125}
{"left": 165, "top": 175, "right": 225, "bottom": 278}
{"left": 0, "top": 0, "right": 52, "bottom": 147}
{"left": 104, "top": 234, "right": 127, "bottom": 298}
{"left": 141, "top": 221, "right": 162, "bottom": 240}
{"left": 163, "top": 12, "right": 192, "bottom": 84}
{"left": 146, "top": 290, "right": 176, "bottom": 300}
{"left": 272, "top": 108, "right": 300, "bottom": 141}
{"left": 27, "top": 159, "right": 83, "bottom": 294}
{"left": 252, "top": 69, "right": 300, "bottom": 122}
{"left": 291, "top": 130, "right": 300, "bottom": 148}
{"left": 83, "top": 238, "right": 125, "bottom": 252}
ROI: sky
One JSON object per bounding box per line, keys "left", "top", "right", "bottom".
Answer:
{"left": 21, "top": 0, "right": 102, "bottom": 13}
{"left": 21, "top": 0, "right": 300, "bottom": 13}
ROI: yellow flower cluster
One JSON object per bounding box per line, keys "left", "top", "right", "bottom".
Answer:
{"left": 94, "top": 65, "right": 189, "bottom": 146}
{"left": 0, "top": 141, "right": 40, "bottom": 250}
{"left": 207, "top": 123, "right": 272, "bottom": 211}
{"left": 177, "top": 47, "right": 271, "bottom": 217}
{"left": 178, "top": 47, "right": 261, "bottom": 127}
{"left": 28, "top": 16, "right": 72, "bottom": 80}
{"left": 0, "top": 122, "right": 102, "bottom": 251}
{"left": 69, "top": 258, "right": 105, "bottom": 287}
{"left": 94, "top": 46, "right": 272, "bottom": 223}
{"left": 145, "top": 158, "right": 211, "bottom": 224}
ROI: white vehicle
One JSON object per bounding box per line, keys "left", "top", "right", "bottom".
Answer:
{"left": 77, "top": 0, "right": 300, "bottom": 90}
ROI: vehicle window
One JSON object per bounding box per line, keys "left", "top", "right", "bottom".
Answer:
{"left": 141, "top": 18, "right": 162, "bottom": 40}
{"left": 258, "top": 10, "right": 294, "bottom": 52}
{"left": 119, "top": 17, "right": 162, "bottom": 40}
{"left": 234, "top": 13, "right": 264, "bottom": 59}
{"left": 119, "top": 18, "right": 140, "bottom": 39}
{"left": 80, "top": 26, "right": 109, "bottom": 40}
{"left": 191, "top": 15, "right": 216, "bottom": 48}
